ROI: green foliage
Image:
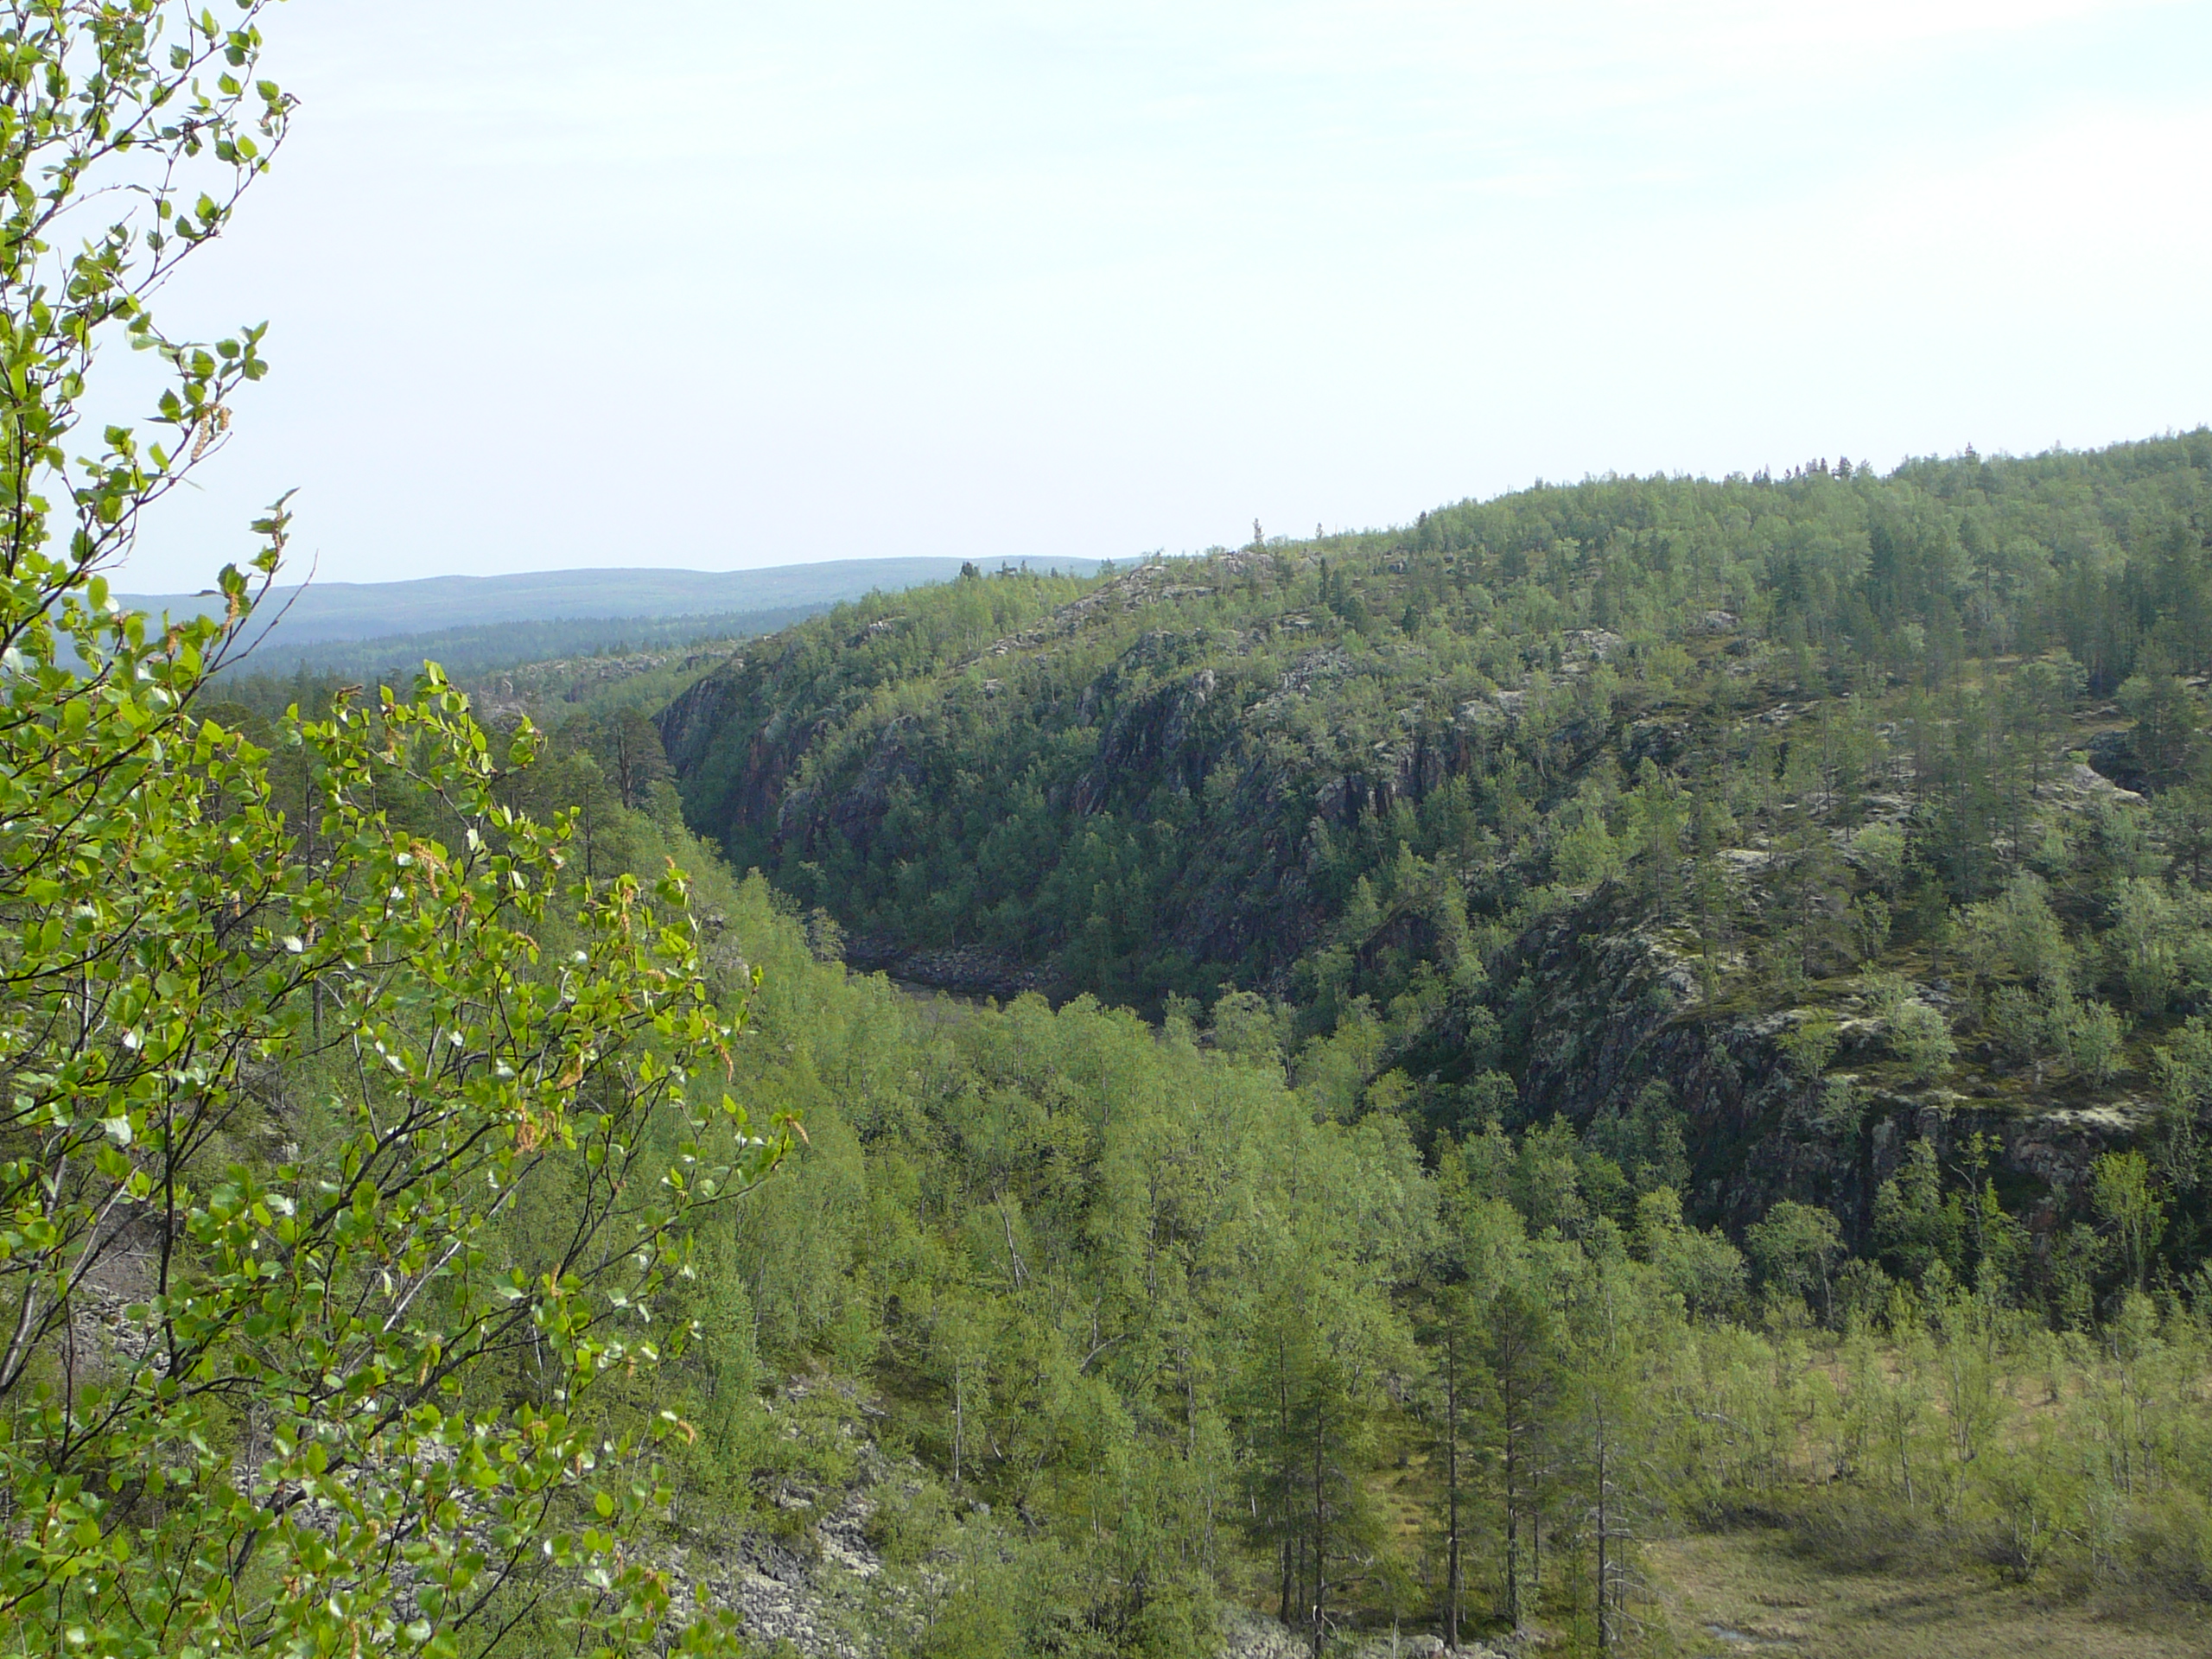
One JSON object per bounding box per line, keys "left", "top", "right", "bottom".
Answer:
{"left": 1866, "top": 975, "right": 1958, "bottom": 1084}
{"left": 1746, "top": 1201, "right": 1846, "bottom": 1319}
{"left": 1585, "top": 1080, "right": 1688, "bottom": 1198}
{"left": 1633, "top": 1189, "right": 1748, "bottom": 1319}
{"left": 1873, "top": 1142, "right": 1963, "bottom": 1285}
{"left": 2091, "top": 1151, "right": 2168, "bottom": 1292}
{"left": 0, "top": 14, "right": 788, "bottom": 1652}
{"left": 0, "top": 645, "right": 787, "bottom": 1656}
{"left": 39, "top": 785, "right": 2176, "bottom": 1656}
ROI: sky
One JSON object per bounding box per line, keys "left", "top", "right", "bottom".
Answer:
{"left": 120, "top": 0, "right": 2212, "bottom": 591}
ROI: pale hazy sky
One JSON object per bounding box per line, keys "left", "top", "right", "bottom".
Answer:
{"left": 123, "top": 0, "right": 2212, "bottom": 590}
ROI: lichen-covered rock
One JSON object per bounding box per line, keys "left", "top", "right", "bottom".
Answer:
{"left": 1507, "top": 889, "right": 2145, "bottom": 1247}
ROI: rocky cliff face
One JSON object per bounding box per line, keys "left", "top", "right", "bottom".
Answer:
{"left": 658, "top": 559, "right": 1429, "bottom": 995}
{"left": 658, "top": 646, "right": 838, "bottom": 849}
{"left": 1507, "top": 895, "right": 2145, "bottom": 1244}
{"left": 655, "top": 563, "right": 1255, "bottom": 876}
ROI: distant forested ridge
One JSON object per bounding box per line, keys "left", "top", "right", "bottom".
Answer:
{"left": 216, "top": 602, "right": 832, "bottom": 684}
{"left": 126, "top": 554, "right": 1106, "bottom": 656}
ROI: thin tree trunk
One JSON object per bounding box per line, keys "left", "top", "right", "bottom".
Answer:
{"left": 1595, "top": 1427, "right": 1612, "bottom": 1657}
{"left": 1279, "top": 1339, "right": 1295, "bottom": 1627}
{"left": 1446, "top": 1332, "right": 1461, "bottom": 1651}
{"left": 1312, "top": 1393, "right": 1326, "bottom": 1659}
{"left": 1503, "top": 1412, "right": 1522, "bottom": 1630}
{"left": 1531, "top": 1486, "right": 1542, "bottom": 1605}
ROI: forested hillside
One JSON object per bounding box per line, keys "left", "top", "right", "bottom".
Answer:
{"left": 501, "top": 848, "right": 2212, "bottom": 1657}
{"left": 658, "top": 435, "right": 2212, "bottom": 1286}
{"left": 667, "top": 439, "right": 2210, "bottom": 997}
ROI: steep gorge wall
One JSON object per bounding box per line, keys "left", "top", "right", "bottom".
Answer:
{"left": 1508, "top": 906, "right": 2139, "bottom": 1245}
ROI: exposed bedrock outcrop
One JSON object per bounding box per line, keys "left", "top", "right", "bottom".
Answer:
{"left": 1509, "top": 904, "right": 2144, "bottom": 1244}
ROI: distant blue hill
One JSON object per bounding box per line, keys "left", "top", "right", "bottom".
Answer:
{"left": 123, "top": 556, "right": 1104, "bottom": 652}
{"left": 207, "top": 606, "right": 839, "bottom": 688}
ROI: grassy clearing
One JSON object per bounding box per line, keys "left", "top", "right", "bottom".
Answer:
{"left": 1644, "top": 1527, "right": 2210, "bottom": 1659}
